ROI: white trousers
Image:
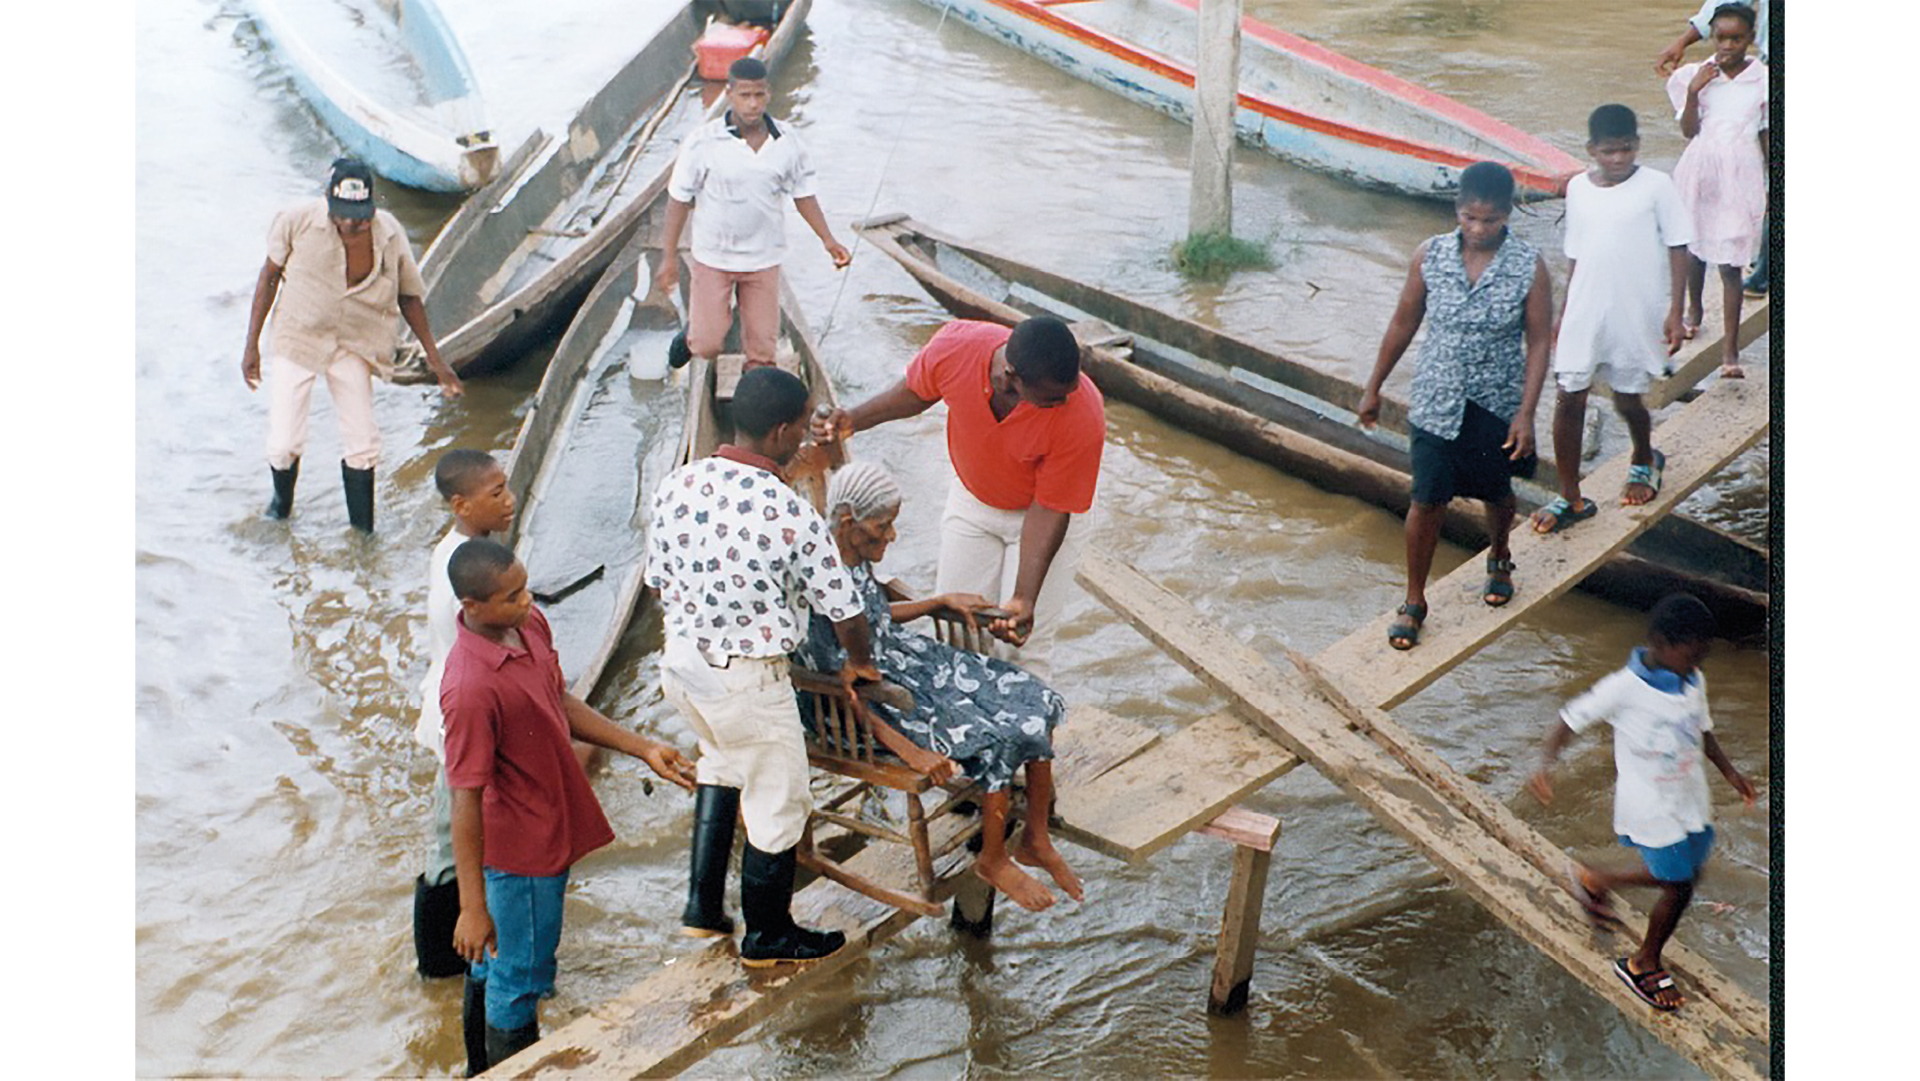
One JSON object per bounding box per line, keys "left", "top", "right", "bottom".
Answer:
{"left": 265, "top": 352, "right": 380, "bottom": 470}
{"left": 659, "top": 641, "right": 810, "bottom": 853}
{"left": 932, "top": 479, "right": 1087, "bottom": 682}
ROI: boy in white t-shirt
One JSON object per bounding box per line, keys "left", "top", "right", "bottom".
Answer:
{"left": 412, "top": 449, "right": 516, "bottom": 1075}
{"left": 1532, "top": 104, "right": 1694, "bottom": 535}
{"left": 1527, "top": 594, "right": 1755, "bottom": 1012}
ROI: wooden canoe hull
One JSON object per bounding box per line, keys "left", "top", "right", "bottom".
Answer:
{"left": 248, "top": 0, "right": 498, "bottom": 193}
{"left": 855, "top": 215, "right": 1768, "bottom": 638}
{"left": 501, "top": 238, "right": 659, "bottom": 700}
{"left": 674, "top": 276, "right": 841, "bottom": 515}
{"left": 402, "top": 0, "right": 813, "bottom": 380}
{"left": 921, "top": 0, "right": 1580, "bottom": 199}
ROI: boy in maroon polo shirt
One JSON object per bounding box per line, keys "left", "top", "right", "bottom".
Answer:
{"left": 441, "top": 539, "right": 695, "bottom": 1072}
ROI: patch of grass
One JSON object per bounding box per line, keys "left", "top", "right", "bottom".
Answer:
{"left": 1171, "top": 230, "right": 1272, "bottom": 281}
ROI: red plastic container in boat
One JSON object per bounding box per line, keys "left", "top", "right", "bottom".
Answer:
{"left": 694, "top": 23, "right": 771, "bottom": 80}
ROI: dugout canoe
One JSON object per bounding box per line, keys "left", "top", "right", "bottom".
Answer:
{"left": 500, "top": 233, "right": 691, "bottom": 699}
{"left": 395, "top": 0, "right": 812, "bottom": 380}
{"left": 854, "top": 213, "right": 1768, "bottom": 637}
{"left": 918, "top": 0, "right": 1581, "bottom": 199}
{"left": 247, "top": 0, "right": 499, "bottom": 192}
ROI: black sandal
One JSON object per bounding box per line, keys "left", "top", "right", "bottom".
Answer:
{"left": 1387, "top": 602, "right": 1427, "bottom": 651}
{"left": 1483, "top": 556, "right": 1515, "bottom": 607}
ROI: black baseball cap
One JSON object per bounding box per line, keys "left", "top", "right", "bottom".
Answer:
{"left": 327, "top": 158, "right": 376, "bottom": 220}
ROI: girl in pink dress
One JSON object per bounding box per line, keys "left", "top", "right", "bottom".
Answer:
{"left": 1667, "top": 3, "right": 1767, "bottom": 378}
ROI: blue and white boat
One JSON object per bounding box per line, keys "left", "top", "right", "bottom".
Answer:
{"left": 248, "top": 0, "right": 499, "bottom": 192}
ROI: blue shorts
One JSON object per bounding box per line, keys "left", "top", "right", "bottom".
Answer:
{"left": 469, "top": 867, "right": 569, "bottom": 1030}
{"left": 1620, "top": 826, "right": 1715, "bottom": 883}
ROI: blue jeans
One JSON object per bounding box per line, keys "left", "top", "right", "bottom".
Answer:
{"left": 468, "top": 867, "right": 568, "bottom": 1030}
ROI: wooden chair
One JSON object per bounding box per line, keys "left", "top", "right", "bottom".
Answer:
{"left": 789, "top": 579, "right": 1000, "bottom": 917}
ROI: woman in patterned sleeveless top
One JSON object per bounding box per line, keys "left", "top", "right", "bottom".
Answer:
{"left": 1357, "top": 162, "right": 1553, "bottom": 650}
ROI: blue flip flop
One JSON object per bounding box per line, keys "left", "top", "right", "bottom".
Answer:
{"left": 1623, "top": 449, "right": 1665, "bottom": 504}
{"left": 1532, "top": 495, "right": 1597, "bottom": 534}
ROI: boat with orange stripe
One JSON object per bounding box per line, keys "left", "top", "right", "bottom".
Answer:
{"left": 922, "top": 0, "right": 1582, "bottom": 199}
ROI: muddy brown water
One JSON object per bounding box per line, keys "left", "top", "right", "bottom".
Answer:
{"left": 137, "top": 0, "right": 1771, "bottom": 1075}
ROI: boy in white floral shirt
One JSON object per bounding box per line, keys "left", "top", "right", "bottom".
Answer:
{"left": 645, "top": 366, "right": 879, "bottom": 967}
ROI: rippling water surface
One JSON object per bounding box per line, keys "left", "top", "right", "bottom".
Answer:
{"left": 136, "top": 0, "right": 1771, "bottom": 1075}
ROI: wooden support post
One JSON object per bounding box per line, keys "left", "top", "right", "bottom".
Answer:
{"left": 1188, "top": 0, "right": 1241, "bottom": 237}
{"left": 1208, "top": 845, "right": 1272, "bottom": 1015}
{"left": 1201, "top": 807, "right": 1281, "bottom": 1016}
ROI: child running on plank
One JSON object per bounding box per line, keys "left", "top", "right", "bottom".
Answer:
{"left": 1666, "top": 3, "right": 1767, "bottom": 378}
{"left": 1531, "top": 104, "right": 1694, "bottom": 534}
{"left": 1527, "top": 594, "right": 1756, "bottom": 1011}
{"left": 443, "top": 539, "right": 697, "bottom": 1070}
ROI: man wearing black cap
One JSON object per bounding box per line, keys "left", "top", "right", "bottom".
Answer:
{"left": 241, "top": 158, "right": 463, "bottom": 532}
{"left": 655, "top": 56, "right": 850, "bottom": 371}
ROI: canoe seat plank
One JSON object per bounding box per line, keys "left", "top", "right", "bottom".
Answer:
{"left": 1054, "top": 710, "right": 1298, "bottom": 863}
{"left": 714, "top": 345, "right": 803, "bottom": 401}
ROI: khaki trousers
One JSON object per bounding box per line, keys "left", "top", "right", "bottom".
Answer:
{"left": 932, "top": 479, "right": 1088, "bottom": 683}
{"left": 686, "top": 259, "right": 781, "bottom": 366}
{"left": 660, "top": 640, "right": 810, "bottom": 853}
{"left": 265, "top": 352, "right": 380, "bottom": 470}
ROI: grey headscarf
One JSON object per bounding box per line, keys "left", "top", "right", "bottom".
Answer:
{"left": 824, "top": 461, "right": 903, "bottom": 524}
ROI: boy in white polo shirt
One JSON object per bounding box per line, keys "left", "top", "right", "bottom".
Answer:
{"left": 1527, "top": 593, "right": 1755, "bottom": 1012}
{"left": 655, "top": 55, "right": 849, "bottom": 370}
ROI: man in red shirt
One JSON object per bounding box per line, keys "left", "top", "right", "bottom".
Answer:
{"left": 816, "top": 316, "right": 1104, "bottom": 678}
{"left": 441, "top": 539, "right": 695, "bottom": 1073}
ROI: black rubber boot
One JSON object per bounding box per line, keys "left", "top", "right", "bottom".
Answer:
{"left": 266, "top": 458, "right": 299, "bottom": 519}
{"left": 739, "top": 841, "right": 846, "bottom": 968}
{"left": 484, "top": 1021, "right": 540, "bottom": 1069}
{"left": 412, "top": 873, "right": 466, "bottom": 978}
{"left": 460, "top": 975, "right": 489, "bottom": 1078}
{"left": 342, "top": 462, "right": 375, "bottom": 533}
{"left": 667, "top": 328, "right": 693, "bottom": 370}
{"left": 682, "top": 785, "right": 740, "bottom": 938}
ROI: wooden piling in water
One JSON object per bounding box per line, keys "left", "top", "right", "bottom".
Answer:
{"left": 1202, "top": 808, "right": 1281, "bottom": 1015}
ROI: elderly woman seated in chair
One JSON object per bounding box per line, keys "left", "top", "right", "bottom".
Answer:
{"left": 794, "top": 461, "right": 1082, "bottom": 912}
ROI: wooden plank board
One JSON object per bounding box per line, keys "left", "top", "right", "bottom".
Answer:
{"left": 1283, "top": 649, "right": 1766, "bottom": 1041}
{"left": 1054, "top": 710, "right": 1298, "bottom": 862}
{"left": 1315, "top": 376, "right": 1768, "bottom": 711}
{"left": 1195, "top": 806, "right": 1282, "bottom": 852}
{"left": 1074, "top": 549, "right": 1767, "bottom": 1079}
{"left": 487, "top": 705, "right": 1158, "bottom": 1078}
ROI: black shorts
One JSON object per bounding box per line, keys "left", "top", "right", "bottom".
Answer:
{"left": 1409, "top": 401, "right": 1529, "bottom": 505}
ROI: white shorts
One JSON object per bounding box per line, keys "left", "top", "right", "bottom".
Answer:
{"left": 1555, "top": 356, "right": 1659, "bottom": 396}
{"left": 660, "top": 640, "right": 810, "bottom": 853}
{"left": 932, "top": 479, "right": 1088, "bottom": 683}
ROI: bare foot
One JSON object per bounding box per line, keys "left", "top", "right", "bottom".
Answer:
{"left": 1719, "top": 362, "right": 1746, "bottom": 379}
{"left": 1012, "top": 832, "right": 1084, "bottom": 902}
{"left": 974, "top": 850, "right": 1056, "bottom": 912}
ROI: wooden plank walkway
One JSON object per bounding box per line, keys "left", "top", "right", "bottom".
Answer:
{"left": 485, "top": 706, "right": 1161, "bottom": 1078}
{"left": 1075, "top": 550, "right": 1767, "bottom": 1080}
{"left": 1054, "top": 710, "right": 1298, "bottom": 862}
{"left": 1317, "top": 375, "right": 1769, "bottom": 710}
